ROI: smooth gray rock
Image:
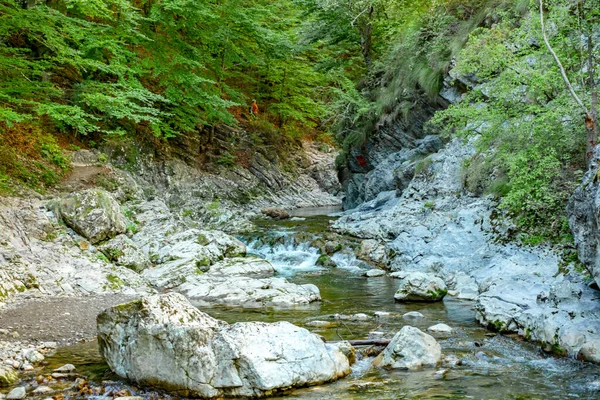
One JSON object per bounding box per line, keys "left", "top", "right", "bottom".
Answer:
{"left": 427, "top": 324, "right": 453, "bottom": 334}
{"left": 6, "top": 387, "right": 25, "bottom": 400}
{"left": 394, "top": 272, "right": 448, "bottom": 302}
{"left": 402, "top": 311, "right": 424, "bottom": 319}
{"left": 374, "top": 326, "right": 441, "bottom": 370}
{"left": 364, "top": 269, "right": 386, "bottom": 277}
{"left": 97, "top": 293, "right": 350, "bottom": 398}
{"left": 58, "top": 189, "right": 127, "bottom": 244}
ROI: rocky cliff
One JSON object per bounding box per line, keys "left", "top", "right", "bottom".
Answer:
{"left": 334, "top": 136, "right": 600, "bottom": 363}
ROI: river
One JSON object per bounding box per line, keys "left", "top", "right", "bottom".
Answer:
{"left": 44, "top": 210, "right": 600, "bottom": 399}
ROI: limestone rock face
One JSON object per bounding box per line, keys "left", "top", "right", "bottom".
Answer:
{"left": 567, "top": 147, "right": 600, "bottom": 288}
{"left": 374, "top": 326, "right": 441, "bottom": 370}
{"left": 97, "top": 293, "right": 350, "bottom": 398}
{"left": 59, "top": 189, "right": 127, "bottom": 244}
{"left": 394, "top": 272, "right": 447, "bottom": 302}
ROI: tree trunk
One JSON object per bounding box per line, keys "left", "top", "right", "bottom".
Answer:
{"left": 587, "top": 33, "right": 599, "bottom": 161}
{"left": 360, "top": 6, "right": 374, "bottom": 69}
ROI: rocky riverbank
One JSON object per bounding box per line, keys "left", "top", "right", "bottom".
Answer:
{"left": 334, "top": 137, "right": 600, "bottom": 363}
{"left": 0, "top": 140, "right": 341, "bottom": 385}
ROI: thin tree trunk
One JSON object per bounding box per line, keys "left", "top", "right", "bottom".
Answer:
{"left": 360, "top": 6, "right": 374, "bottom": 69}
{"left": 540, "top": 0, "right": 596, "bottom": 163}
{"left": 587, "top": 33, "right": 599, "bottom": 160}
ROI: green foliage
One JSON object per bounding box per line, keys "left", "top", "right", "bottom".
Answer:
{"left": 429, "top": 1, "right": 592, "bottom": 243}
{"left": 216, "top": 152, "right": 237, "bottom": 168}
{"left": 0, "top": 0, "right": 339, "bottom": 141}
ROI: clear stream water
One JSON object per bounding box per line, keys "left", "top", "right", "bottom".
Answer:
{"left": 43, "top": 209, "right": 600, "bottom": 399}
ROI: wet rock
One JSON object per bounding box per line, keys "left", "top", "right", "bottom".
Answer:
{"left": 54, "top": 364, "right": 76, "bottom": 373}
{"left": 6, "top": 387, "right": 26, "bottom": 400}
{"left": 330, "top": 341, "right": 356, "bottom": 365}
{"left": 58, "top": 189, "right": 127, "bottom": 244}
{"left": 402, "top": 311, "right": 424, "bottom": 319}
{"left": 364, "top": 269, "right": 386, "bottom": 277}
{"left": 32, "top": 386, "right": 54, "bottom": 395}
{"left": 98, "top": 235, "right": 151, "bottom": 273}
{"left": 427, "top": 324, "right": 453, "bottom": 334}
{"left": 443, "top": 354, "right": 461, "bottom": 367}
{"left": 316, "top": 254, "right": 337, "bottom": 268}
{"left": 578, "top": 339, "right": 600, "bottom": 364}
{"left": 97, "top": 293, "right": 350, "bottom": 398}
{"left": 0, "top": 366, "right": 18, "bottom": 386}
{"left": 261, "top": 208, "right": 290, "bottom": 220}
{"left": 373, "top": 326, "right": 442, "bottom": 370}
{"left": 394, "top": 272, "right": 447, "bottom": 302}
{"left": 356, "top": 240, "right": 389, "bottom": 266}
{"left": 306, "top": 320, "right": 335, "bottom": 328}
{"left": 374, "top": 311, "right": 393, "bottom": 318}
{"left": 433, "top": 369, "right": 449, "bottom": 379}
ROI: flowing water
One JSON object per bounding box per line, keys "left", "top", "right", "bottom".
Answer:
{"left": 42, "top": 209, "right": 600, "bottom": 399}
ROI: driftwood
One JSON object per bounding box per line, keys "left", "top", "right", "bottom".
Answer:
{"left": 329, "top": 339, "right": 391, "bottom": 346}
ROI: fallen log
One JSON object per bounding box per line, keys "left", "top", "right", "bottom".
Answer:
{"left": 329, "top": 339, "right": 391, "bottom": 346}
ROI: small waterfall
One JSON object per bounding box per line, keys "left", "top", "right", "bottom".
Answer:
{"left": 246, "top": 236, "right": 323, "bottom": 276}
{"left": 245, "top": 234, "right": 367, "bottom": 277}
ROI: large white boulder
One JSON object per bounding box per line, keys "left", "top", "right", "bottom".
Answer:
{"left": 373, "top": 326, "right": 442, "bottom": 370}
{"left": 97, "top": 293, "right": 350, "bottom": 398}
{"left": 58, "top": 189, "right": 127, "bottom": 244}
{"left": 393, "top": 272, "right": 448, "bottom": 302}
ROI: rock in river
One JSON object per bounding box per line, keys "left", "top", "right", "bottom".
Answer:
{"left": 261, "top": 208, "right": 290, "bottom": 220}
{"left": 394, "top": 272, "right": 448, "bottom": 302}
{"left": 97, "top": 293, "right": 350, "bottom": 398}
{"left": 373, "top": 326, "right": 441, "bottom": 370}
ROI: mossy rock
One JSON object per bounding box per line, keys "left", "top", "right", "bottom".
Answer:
{"left": 0, "top": 366, "right": 18, "bottom": 387}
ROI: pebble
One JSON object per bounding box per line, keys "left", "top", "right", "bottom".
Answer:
{"left": 306, "top": 320, "right": 334, "bottom": 328}
{"left": 115, "top": 397, "right": 144, "bottom": 400}
{"left": 22, "top": 349, "right": 45, "bottom": 364}
{"left": 54, "top": 364, "right": 76, "bottom": 372}
{"left": 6, "top": 387, "right": 26, "bottom": 400}
{"left": 368, "top": 331, "right": 386, "bottom": 340}
{"left": 427, "top": 323, "right": 454, "bottom": 334}
{"left": 443, "top": 354, "right": 461, "bottom": 367}
{"left": 51, "top": 372, "right": 78, "bottom": 379}
{"left": 374, "top": 311, "right": 392, "bottom": 318}
{"left": 351, "top": 313, "right": 370, "bottom": 321}
{"left": 33, "top": 386, "right": 54, "bottom": 395}
{"left": 0, "top": 329, "right": 8, "bottom": 335}
{"left": 402, "top": 311, "right": 424, "bottom": 319}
